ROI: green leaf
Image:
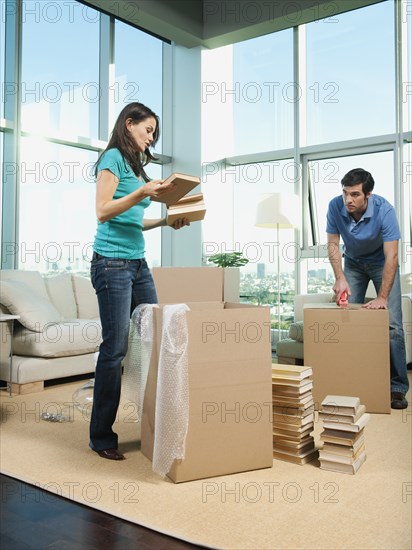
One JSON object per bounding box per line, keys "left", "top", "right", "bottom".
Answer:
{"left": 207, "top": 252, "right": 249, "bottom": 267}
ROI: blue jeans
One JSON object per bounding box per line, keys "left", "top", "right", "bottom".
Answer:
{"left": 89, "top": 254, "right": 158, "bottom": 451}
{"left": 344, "top": 256, "right": 409, "bottom": 394}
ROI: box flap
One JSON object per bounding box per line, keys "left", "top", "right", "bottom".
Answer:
{"left": 303, "top": 303, "right": 363, "bottom": 310}
{"left": 158, "top": 301, "right": 224, "bottom": 310}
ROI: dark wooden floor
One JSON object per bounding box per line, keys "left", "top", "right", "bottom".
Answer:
{"left": 0, "top": 474, "right": 204, "bottom": 550}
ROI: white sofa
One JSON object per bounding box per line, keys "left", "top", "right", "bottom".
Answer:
{"left": 0, "top": 270, "right": 101, "bottom": 393}
{"left": 277, "top": 274, "right": 412, "bottom": 367}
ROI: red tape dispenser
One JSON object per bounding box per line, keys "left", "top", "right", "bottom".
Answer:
{"left": 338, "top": 290, "right": 348, "bottom": 308}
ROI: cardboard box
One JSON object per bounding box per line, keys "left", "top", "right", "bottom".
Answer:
{"left": 153, "top": 267, "right": 240, "bottom": 303}
{"left": 303, "top": 304, "right": 390, "bottom": 414}
{"left": 141, "top": 269, "right": 273, "bottom": 482}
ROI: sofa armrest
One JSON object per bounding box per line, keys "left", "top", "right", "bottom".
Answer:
{"left": 294, "top": 293, "right": 334, "bottom": 322}
{"left": 0, "top": 320, "right": 11, "bottom": 367}
{"left": 0, "top": 304, "right": 11, "bottom": 315}
{"left": 402, "top": 293, "right": 411, "bottom": 365}
{"left": 288, "top": 321, "right": 304, "bottom": 342}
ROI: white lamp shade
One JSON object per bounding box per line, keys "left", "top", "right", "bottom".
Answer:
{"left": 255, "top": 192, "right": 300, "bottom": 228}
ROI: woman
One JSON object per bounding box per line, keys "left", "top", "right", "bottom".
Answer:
{"left": 90, "top": 102, "right": 189, "bottom": 460}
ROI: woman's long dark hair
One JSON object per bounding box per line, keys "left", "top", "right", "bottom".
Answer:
{"left": 94, "top": 102, "right": 160, "bottom": 182}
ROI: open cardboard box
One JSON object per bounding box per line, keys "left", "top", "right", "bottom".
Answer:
{"left": 141, "top": 268, "right": 273, "bottom": 482}
{"left": 303, "top": 304, "right": 390, "bottom": 414}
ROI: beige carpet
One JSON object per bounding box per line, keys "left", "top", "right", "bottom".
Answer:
{"left": 1, "top": 376, "right": 411, "bottom": 550}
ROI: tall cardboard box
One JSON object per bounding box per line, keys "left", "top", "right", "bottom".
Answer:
{"left": 141, "top": 268, "right": 273, "bottom": 482}
{"left": 304, "top": 304, "right": 390, "bottom": 413}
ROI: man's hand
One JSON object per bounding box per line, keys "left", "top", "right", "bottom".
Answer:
{"left": 362, "top": 296, "right": 388, "bottom": 309}
{"left": 333, "top": 276, "right": 351, "bottom": 303}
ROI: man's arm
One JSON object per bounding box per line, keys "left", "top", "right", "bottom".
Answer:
{"left": 327, "top": 233, "right": 350, "bottom": 301}
{"left": 362, "top": 240, "right": 399, "bottom": 309}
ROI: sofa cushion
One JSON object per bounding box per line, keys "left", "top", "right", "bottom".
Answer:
{"left": 13, "top": 319, "right": 101, "bottom": 358}
{"left": 402, "top": 293, "right": 411, "bottom": 365}
{"left": 288, "top": 321, "right": 304, "bottom": 342}
{"left": 45, "top": 274, "right": 77, "bottom": 319}
{"left": 0, "top": 270, "right": 50, "bottom": 300}
{"left": 401, "top": 273, "right": 412, "bottom": 295}
{"left": 0, "top": 353, "right": 98, "bottom": 385}
{"left": 294, "top": 293, "right": 334, "bottom": 322}
{"left": 72, "top": 275, "right": 99, "bottom": 319}
{"left": 276, "top": 338, "right": 304, "bottom": 360}
{"left": 0, "top": 280, "right": 62, "bottom": 332}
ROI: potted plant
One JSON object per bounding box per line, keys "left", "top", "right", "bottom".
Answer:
{"left": 207, "top": 252, "right": 249, "bottom": 301}
{"left": 206, "top": 252, "right": 249, "bottom": 268}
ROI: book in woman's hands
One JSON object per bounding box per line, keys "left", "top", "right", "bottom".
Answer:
{"left": 166, "top": 193, "right": 206, "bottom": 225}
{"left": 151, "top": 172, "right": 201, "bottom": 207}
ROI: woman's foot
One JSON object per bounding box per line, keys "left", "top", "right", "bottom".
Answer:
{"left": 93, "top": 448, "right": 125, "bottom": 460}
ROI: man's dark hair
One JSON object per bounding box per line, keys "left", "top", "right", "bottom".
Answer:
{"left": 341, "top": 168, "right": 375, "bottom": 195}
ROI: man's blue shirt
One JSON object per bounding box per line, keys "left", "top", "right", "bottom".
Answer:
{"left": 326, "top": 194, "right": 400, "bottom": 265}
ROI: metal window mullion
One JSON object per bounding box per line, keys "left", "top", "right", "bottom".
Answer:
{"left": 225, "top": 148, "right": 295, "bottom": 166}
{"left": 160, "top": 41, "right": 173, "bottom": 266}
{"left": 0, "top": 119, "right": 14, "bottom": 131}
{"left": 300, "top": 134, "right": 398, "bottom": 156}
{"left": 2, "top": 0, "right": 22, "bottom": 269}
{"left": 301, "top": 155, "right": 310, "bottom": 250}
{"left": 295, "top": 25, "right": 307, "bottom": 294}
{"left": 303, "top": 142, "right": 397, "bottom": 162}
{"left": 395, "top": 0, "right": 408, "bottom": 269}
{"left": 98, "top": 14, "right": 114, "bottom": 143}
{"left": 224, "top": 134, "right": 400, "bottom": 166}
{"left": 394, "top": 0, "right": 402, "bottom": 211}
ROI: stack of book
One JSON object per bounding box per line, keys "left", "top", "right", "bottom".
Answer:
{"left": 149, "top": 172, "right": 206, "bottom": 225}
{"left": 272, "top": 364, "right": 318, "bottom": 465}
{"left": 166, "top": 193, "right": 206, "bottom": 225}
{"left": 318, "top": 395, "right": 369, "bottom": 474}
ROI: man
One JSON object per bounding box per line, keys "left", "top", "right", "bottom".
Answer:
{"left": 327, "top": 168, "right": 409, "bottom": 410}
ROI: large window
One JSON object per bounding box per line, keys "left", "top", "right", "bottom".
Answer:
{"left": 18, "top": 139, "right": 97, "bottom": 274}
{"left": 406, "top": 0, "right": 412, "bottom": 133}
{"left": 303, "top": 150, "right": 395, "bottom": 292}
{"left": 202, "top": 159, "right": 298, "bottom": 329}
{"left": 0, "top": 132, "right": 3, "bottom": 246}
{"left": 233, "top": 30, "right": 294, "bottom": 156}
{"left": 0, "top": 6, "right": 5, "bottom": 120}
{"left": 202, "top": 0, "right": 411, "bottom": 327}
{"left": 114, "top": 19, "right": 163, "bottom": 151}
{"left": 202, "top": 159, "right": 296, "bottom": 253}
{"left": 308, "top": 150, "right": 395, "bottom": 245}
{"left": 21, "top": 1, "right": 100, "bottom": 138}
{"left": 1, "top": 0, "right": 166, "bottom": 273}
{"left": 305, "top": 1, "right": 396, "bottom": 145}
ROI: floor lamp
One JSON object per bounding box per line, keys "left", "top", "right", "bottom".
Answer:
{"left": 255, "top": 193, "right": 299, "bottom": 343}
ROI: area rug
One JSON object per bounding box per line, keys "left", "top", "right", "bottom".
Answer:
{"left": 1, "top": 379, "right": 411, "bottom": 550}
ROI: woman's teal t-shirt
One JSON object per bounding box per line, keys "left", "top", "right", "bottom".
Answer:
{"left": 93, "top": 148, "right": 151, "bottom": 259}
